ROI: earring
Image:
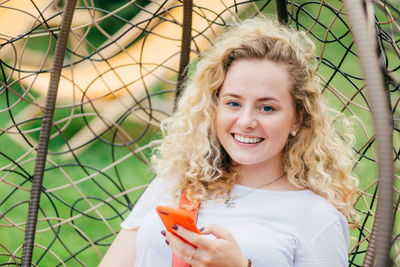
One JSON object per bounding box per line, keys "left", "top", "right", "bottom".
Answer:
{"left": 291, "top": 131, "right": 297, "bottom": 137}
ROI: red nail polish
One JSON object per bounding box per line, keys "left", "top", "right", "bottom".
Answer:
{"left": 161, "top": 230, "right": 166, "bottom": 236}
{"left": 165, "top": 239, "right": 170, "bottom": 245}
{"left": 172, "top": 224, "right": 178, "bottom": 230}
{"left": 199, "top": 227, "right": 205, "bottom": 232}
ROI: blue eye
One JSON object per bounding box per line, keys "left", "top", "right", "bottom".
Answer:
{"left": 261, "top": 105, "right": 274, "bottom": 112}
{"left": 228, "top": 102, "right": 240, "bottom": 107}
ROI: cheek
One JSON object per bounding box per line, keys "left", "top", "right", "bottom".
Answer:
{"left": 215, "top": 111, "right": 234, "bottom": 147}
{"left": 215, "top": 110, "right": 224, "bottom": 138}
{"left": 216, "top": 121, "right": 227, "bottom": 144}
{"left": 216, "top": 109, "right": 230, "bottom": 130}
{"left": 263, "top": 122, "right": 291, "bottom": 141}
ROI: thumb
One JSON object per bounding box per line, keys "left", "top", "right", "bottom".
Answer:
{"left": 201, "top": 223, "right": 234, "bottom": 241}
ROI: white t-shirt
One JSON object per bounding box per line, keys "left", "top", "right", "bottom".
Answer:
{"left": 121, "top": 177, "right": 349, "bottom": 267}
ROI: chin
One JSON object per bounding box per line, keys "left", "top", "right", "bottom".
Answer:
{"left": 230, "top": 158, "right": 263, "bottom": 166}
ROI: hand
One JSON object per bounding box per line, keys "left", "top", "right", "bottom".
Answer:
{"left": 164, "top": 223, "right": 248, "bottom": 267}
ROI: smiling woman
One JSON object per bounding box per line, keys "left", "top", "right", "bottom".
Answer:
{"left": 216, "top": 59, "right": 301, "bottom": 183}
{"left": 100, "top": 17, "right": 359, "bottom": 267}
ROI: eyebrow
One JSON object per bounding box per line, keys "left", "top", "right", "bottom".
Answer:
{"left": 220, "top": 93, "right": 278, "bottom": 102}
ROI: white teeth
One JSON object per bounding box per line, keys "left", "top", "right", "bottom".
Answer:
{"left": 234, "top": 134, "right": 262, "bottom": 144}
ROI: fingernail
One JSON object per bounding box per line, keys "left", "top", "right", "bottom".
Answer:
{"left": 165, "top": 239, "right": 170, "bottom": 245}
{"left": 199, "top": 227, "right": 205, "bottom": 232}
{"left": 172, "top": 224, "right": 178, "bottom": 230}
{"left": 161, "top": 230, "right": 166, "bottom": 236}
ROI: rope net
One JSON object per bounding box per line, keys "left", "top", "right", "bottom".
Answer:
{"left": 0, "top": 0, "right": 399, "bottom": 266}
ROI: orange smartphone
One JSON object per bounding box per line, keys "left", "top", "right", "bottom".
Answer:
{"left": 156, "top": 205, "right": 200, "bottom": 241}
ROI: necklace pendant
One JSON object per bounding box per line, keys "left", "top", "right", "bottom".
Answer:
{"left": 224, "top": 195, "right": 239, "bottom": 208}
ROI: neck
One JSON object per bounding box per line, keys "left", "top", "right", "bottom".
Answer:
{"left": 235, "top": 160, "right": 284, "bottom": 188}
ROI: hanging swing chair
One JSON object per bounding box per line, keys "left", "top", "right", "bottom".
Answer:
{"left": 0, "top": 0, "right": 398, "bottom": 266}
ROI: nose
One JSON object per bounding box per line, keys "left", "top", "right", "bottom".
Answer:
{"left": 237, "top": 107, "right": 257, "bottom": 130}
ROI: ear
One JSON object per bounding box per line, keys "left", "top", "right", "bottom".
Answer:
{"left": 292, "top": 110, "right": 304, "bottom": 132}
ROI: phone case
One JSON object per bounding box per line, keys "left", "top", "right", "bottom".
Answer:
{"left": 156, "top": 205, "right": 200, "bottom": 236}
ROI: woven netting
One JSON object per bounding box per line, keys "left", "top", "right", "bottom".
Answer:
{"left": 0, "top": 0, "right": 399, "bottom": 266}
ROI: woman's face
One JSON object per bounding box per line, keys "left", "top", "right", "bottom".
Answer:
{"left": 216, "top": 58, "right": 302, "bottom": 169}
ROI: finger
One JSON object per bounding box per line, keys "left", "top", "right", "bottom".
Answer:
{"left": 172, "top": 224, "right": 205, "bottom": 248}
{"left": 201, "top": 223, "right": 234, "bottom": 241}
{"left": 165, "top": 231, "right": 196, "bottom": 263}
{"left": 165, "top": 230, "right": 186, "bottom": 249}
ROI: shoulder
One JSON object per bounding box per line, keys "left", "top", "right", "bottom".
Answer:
{"left": 291, "top": 191, "right": 349, "bottom": 255}
{"left": 147, "top": 175, "right": 178, "bottom": 193}
{"left": 120, "top": 176, "right": 179, "bottom": 229}
{"left": 135, "top": 175, "right": 179, "bottom": 206}
{"left": 298, "top": 191, "right": 342, "bottom": 215}
{"left": 292, "top": 190, "right": 347, "bottom": 230}
{"left": 248, "top": 188, "right": 348, "bottom": 234}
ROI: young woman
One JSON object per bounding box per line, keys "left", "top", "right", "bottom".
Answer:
{"left": 100, "top": 17, "right": 359, "bottom": 267}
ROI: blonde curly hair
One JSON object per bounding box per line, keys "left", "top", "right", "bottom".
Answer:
{"left": 152, "top": 17, "right": 359, "bottom": 226}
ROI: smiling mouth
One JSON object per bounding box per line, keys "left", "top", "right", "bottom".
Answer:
{"left": 232, "top": 134, "right": 264, "bottom": 144}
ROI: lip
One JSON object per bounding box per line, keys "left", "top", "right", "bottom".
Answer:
{"left": 232, "top": 133, "right": 263, "bottom": 139}
{"left": 231, "top": 133, "right": 264, "bottom": 146}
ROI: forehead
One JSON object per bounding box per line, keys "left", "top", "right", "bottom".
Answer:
{"left": 220, "top": 58, "right": 292, "bottom": 101}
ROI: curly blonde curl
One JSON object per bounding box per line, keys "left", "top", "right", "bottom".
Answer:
{"left": 152, "top": 17, "right": 359, "bottom": 227}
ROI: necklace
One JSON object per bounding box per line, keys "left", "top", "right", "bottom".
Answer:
{"left": 224, "top": 174, "right": 285, "bottom": 208}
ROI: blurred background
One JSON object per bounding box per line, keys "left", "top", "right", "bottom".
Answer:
{"left": 0, "top": 0, "right": 399, "bottom": 266}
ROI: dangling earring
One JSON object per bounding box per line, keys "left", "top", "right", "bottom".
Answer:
{"left": 291, "top": 131, "right": 297, "bottom": 137}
